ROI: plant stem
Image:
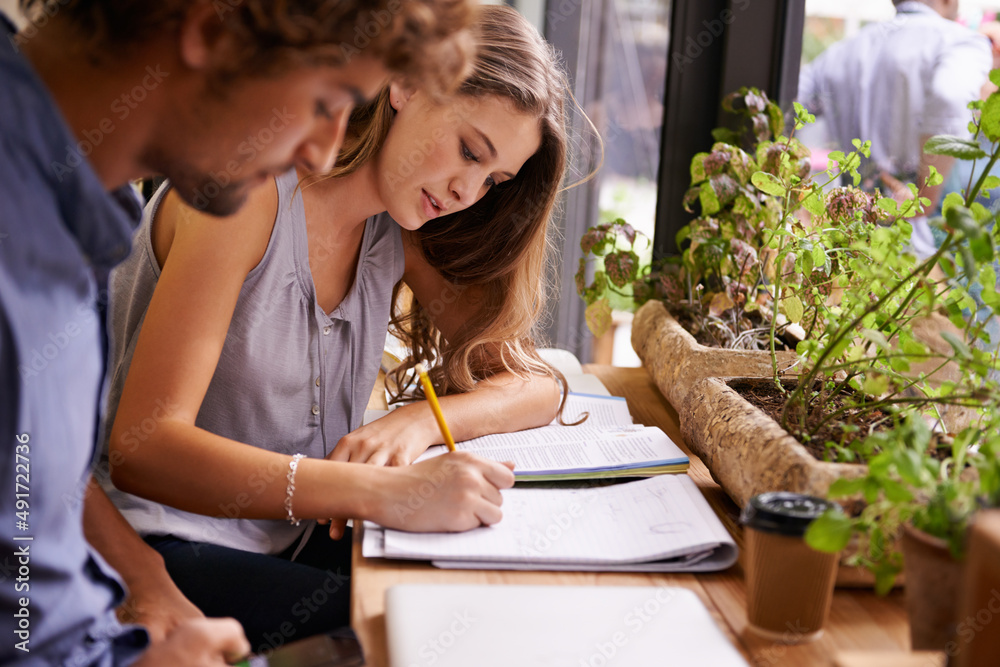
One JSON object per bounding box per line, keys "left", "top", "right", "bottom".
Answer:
{"left": 780, "top": 251, "right": 937, "bottom": 432}
{"left": 770, "top": 190, "right": 795, "bottom": 387}
{"left": 965, "top": 145, "right": 1000, "bottom": 207}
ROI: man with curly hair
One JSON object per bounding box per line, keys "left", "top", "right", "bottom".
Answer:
{"left": 0, "top": 1, "right": 472, "bottom": 665}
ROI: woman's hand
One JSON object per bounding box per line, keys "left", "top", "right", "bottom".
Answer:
{"left": 328, "top": 403, "right": 439, "bottom": 467}
{"left": 370, "top": 451, "right": 515, "bottom": 532}
{"left": 322, "top": 405, "right": 469, "bottom": 538}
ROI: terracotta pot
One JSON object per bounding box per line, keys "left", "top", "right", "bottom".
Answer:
{"left": 901, "top": 524, "right": 964, "bottom": 651}
{"left": 630, "top": 301, "right": 798, "bottom": 410}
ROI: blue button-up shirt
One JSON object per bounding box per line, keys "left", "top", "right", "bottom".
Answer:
{"left": 0, "top": 14, "right": 149, "bottom": 666}
{"left": 799, "top": 1, "right": 991, "bottom": 178}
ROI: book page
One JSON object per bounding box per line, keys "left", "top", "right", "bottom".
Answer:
{"left": 451, "top": 427, "right": 687, "bottom": 474}
{"left": 415, "top": 393, "right": 653, "bottom": 474}
{"left": 554, "top": 393, "right": 633, "bottom": 428}
{"left": 381, "top": 476, "right": 730, "bottom": 566}
{"left": 416, "top": 426, "right": 686, "bottom": 474}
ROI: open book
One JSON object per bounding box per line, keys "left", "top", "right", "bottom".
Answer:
{"left": 363, "top": 475, "right": 738, "bottom": 573}
{"left": 415, "top": 393, "right": 689, "bottom": 481}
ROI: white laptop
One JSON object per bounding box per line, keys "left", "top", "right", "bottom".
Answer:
{"left": 384, "top": 584, "right": 748, "bottom": 667}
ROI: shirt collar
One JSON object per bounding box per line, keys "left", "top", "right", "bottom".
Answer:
{"left": 0, "top": 15, "right": 140, "bottom": 269}
{"left": 895, "top": 2, "right": 940, "bottom": 17}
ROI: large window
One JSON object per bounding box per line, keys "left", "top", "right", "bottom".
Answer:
{"left": 594, "top": 0, "right": 671, "bottom": 366}
{"left": 542, "top": 0, "right": 670, "bottom": 365}
{"left": 543, "top": 0, "right": 805, "bottom": 364}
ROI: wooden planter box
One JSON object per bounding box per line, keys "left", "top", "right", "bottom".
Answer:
{"left": 631, "top": 301, "right": 798, "bottom": 410}
{"left": 678, "top": 376, "right": 865, "bottom": 512}
{"left": 680, "top": 376, "right": 879, "bottom": 587}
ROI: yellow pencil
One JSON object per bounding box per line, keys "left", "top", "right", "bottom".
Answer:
{"left": 416, "top": 362, "right": 456, "bottom": 452}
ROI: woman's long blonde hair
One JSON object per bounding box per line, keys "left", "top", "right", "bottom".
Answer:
{"left": 330, "top": 5, "right": 571, "bottom": 404}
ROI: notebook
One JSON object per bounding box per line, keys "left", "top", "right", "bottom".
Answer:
{"left": 384, "top": 584, "right": 749, "bottom": 667}
{"left": 363, "top": 475, "right": 738, "bottom": 572}
{"left": 414, "top": 393, "right": 689, "bottom": 481}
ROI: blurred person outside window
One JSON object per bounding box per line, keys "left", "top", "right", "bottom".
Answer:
{"left": 798, "top": 0, "right": 991, "bottom": 257}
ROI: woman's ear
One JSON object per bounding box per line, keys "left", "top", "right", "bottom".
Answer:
{"left": 389, "top": 81, "right": 417, "bottom": 111}
{"left": 178, "top": 1, "right": 234, "bottom": 71}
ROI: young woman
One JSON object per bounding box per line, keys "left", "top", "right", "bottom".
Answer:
{"left": 102, "top": 5, "right": 570, "bottom": 651}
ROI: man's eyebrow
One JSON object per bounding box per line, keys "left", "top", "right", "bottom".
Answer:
{"left": 346, "top": 86, "right": 368, "bottom": 107}
{"left": 474, "top": 126, "right": 515, "bottom": 179}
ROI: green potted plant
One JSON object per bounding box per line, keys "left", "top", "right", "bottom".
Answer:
{"left": 680, "top": 79, "right": 1000, "bottom": 600}
{"left": 577, "top": 88, "right": 804, "bottom": 408}
{"left": 579, "top": 88, "right": 915, "bottom": 510}
{"left": 681, "top": 70, "right": 1000, "bottom": 478}
{"left": 579, "top": 84, "right": 1000, "bottom": 572}
{"left": 806, "top": 413, "right": 1000, "bottom": 648}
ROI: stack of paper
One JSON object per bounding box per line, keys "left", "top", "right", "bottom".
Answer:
{"left": 364, "top": 475, "right": 738, "bottom": 573}
{"left": 416, "top": 393, "right": 689, "bottom": 481}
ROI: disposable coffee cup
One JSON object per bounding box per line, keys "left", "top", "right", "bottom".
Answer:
{"left": 740, "top": 492, "right": 841, "bottom": 643}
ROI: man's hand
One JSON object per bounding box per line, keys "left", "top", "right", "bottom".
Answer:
{"left": 131, "top": 618, "right": 250, "bottom": 667}
{"left": 82, "top": 480, "right": 206, "bottom": 642}
{"left": 117, "top": 578, "right": 205, "bottom": 643}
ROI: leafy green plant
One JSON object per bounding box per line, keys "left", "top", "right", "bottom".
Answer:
{"left": 800, "top": 73, "right": 1000, "bottom": 589}
{"left": 772, "top": 97, "right": 1000, "bottom": 448}
{"left": 579, "top": 81, "right": 1000, "bottom": 591}
{"left": 806, "top": 415, "right": 1000, "bottom": 593}
{"left": 577, "top": 88, "right": 825, "bottom": 348}
{"left": 575, "top": 218, "right": 652, "bottom": 336}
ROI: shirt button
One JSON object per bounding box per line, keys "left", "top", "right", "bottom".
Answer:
{"left": 311, "top": 405, "right": 320, "bottom": 416}
{"left": 315, "top": 376, "right": 321, "bottom": 387}
{"left": 323, "top": 326, "right": 331, "bottom": 335}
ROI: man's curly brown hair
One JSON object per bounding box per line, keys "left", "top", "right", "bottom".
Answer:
{"left": 18, "top": 0, "right": 472, "bottom": 93}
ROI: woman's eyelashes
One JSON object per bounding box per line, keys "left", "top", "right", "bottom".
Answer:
{"left": 461, "top": 141, "right": 498, "bottom": 188}
{"left": 461, "top": 140, "right": 479, "bottom": 163}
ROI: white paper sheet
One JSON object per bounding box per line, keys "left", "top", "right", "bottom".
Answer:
{"left": 377, "top": 476, "right": 736, "bottom": 572}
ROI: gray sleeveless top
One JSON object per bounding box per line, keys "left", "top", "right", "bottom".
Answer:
{"left": 101, "top": 168, "right": 404, "bottom": 554}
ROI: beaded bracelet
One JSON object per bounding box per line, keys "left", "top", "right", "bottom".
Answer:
{"left": 284, "top": 453, "right": 306, "bottom": 525}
